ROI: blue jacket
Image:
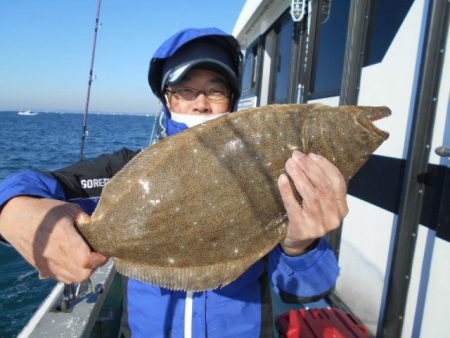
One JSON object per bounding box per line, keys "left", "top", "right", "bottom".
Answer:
{"left": 0, "top": 27, "right": 339, "bottom": 338}
{"left": 0, "top": 169, "right": 339, "bottom": 337}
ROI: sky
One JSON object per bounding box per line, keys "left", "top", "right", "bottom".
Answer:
{"left": 0, "top": 0, "right": 246, "bottom": 114}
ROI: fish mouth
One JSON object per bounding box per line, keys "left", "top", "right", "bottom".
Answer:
{"left": 358, "top": 106, "right": 391, "bottom": 140}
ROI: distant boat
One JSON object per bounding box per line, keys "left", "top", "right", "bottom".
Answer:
{"left": 18, "top": 110, "right": 38, "bottom": 116}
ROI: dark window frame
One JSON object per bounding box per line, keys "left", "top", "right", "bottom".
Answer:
{"left": 308, "top": 0, "right": 352, "bottom": 100}
{"left": 240, "top": 38, "right": 263, "bottom": 100}
{"left": 268, "top": 11, "right": 296, "bottom": 104}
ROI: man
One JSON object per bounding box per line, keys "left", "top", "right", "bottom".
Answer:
{"left": 0, "top": 27, "right": 347, "bottom": 337}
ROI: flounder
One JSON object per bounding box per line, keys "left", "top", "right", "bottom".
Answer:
{"left": 76, "top": 103, "right": 390, "bottom": 291}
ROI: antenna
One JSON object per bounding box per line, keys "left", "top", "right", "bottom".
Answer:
{"left": 80, "top": 0, "right": 102, "bottom": 160}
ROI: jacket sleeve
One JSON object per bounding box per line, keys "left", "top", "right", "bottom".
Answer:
{"left": 0, "top": 148, "right": 139, "bottom": 243}
{"left": 268, "top": 239, "right": 339, "bottom": 302}
{"left": 0, "top": 171, "right": 66, "bottom": 245}
{"left": 41, "top": 148, "right": 139, "bottom": 200}
{"left": 0, "top": 148, "right": 139, "bottom": 209}
{"left": 0, "top": 170, "right": 66, "bottom": 209}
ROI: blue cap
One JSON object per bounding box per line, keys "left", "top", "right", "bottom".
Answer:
{"left": 148, "top": 28, "right": 243, "bottom": 113}
{"left": 160, "top": 37, "right": 239, "bottom": 94}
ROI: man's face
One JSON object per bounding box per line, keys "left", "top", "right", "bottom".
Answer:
{"left": 166, "top": 69, "right": 231, "bottom": 115}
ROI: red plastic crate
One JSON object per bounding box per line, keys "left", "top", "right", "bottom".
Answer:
{"left": 276, "top": 308, "right": 371, "bottom": 338}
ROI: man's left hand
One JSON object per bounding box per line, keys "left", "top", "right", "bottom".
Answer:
{"left": 277, "top": 150, "right": 349, "bottom": 256}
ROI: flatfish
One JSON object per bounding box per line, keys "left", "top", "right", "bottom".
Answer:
{"left": 76, "top": 103, "right": 390, "bottom": 291}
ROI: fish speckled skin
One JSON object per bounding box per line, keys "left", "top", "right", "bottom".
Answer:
{"left": 76, "top": 103, "right": 390, "bottom": 291}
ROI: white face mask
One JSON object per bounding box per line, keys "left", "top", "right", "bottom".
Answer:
{"left": 170, "top": 111, "right": 229, "bottom": 128}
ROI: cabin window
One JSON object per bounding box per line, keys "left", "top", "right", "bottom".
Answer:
{"left": 309, "top": 0, "right": 351, "bottom": 99}
{"left": 241, "top": 43, "right": 259, "bottom": 98}
{"left": 364, "top": 0, "right": 414, "bottom": 66}
{"left": 270, "top": 13, "right": 294, "bottom": 104}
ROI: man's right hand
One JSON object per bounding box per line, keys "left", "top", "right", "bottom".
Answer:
{"left": 0, "top": 196, "right": 109, "bottom": 284}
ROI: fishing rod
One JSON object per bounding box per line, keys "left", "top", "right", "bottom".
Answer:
{"left": 59, "top": 0, "right": 103, "bottom": 313}
{"left": 80, "top": 0, "right": 102, "bottom": 160}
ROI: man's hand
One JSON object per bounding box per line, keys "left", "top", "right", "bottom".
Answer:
{"left": 0, "top": 197, "right": 109, "bottom": 283}
{"left": 278, "top": 151, "right": 349, "bottom": 255}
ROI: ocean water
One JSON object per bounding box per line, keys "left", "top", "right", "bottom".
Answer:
{"left": 0, "top": 111, "right": 155, "bottom": 338}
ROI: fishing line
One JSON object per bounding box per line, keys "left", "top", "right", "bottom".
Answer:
{"left": 149, "top": 103, "right": 163, "bottom": 145}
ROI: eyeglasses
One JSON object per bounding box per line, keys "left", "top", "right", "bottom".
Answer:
{"left": 167, "top": 87, "right": 230, "bottom": 102}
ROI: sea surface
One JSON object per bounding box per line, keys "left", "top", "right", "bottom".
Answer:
{"left": 0, "top": 111, "right": 155, "bottom": 338}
